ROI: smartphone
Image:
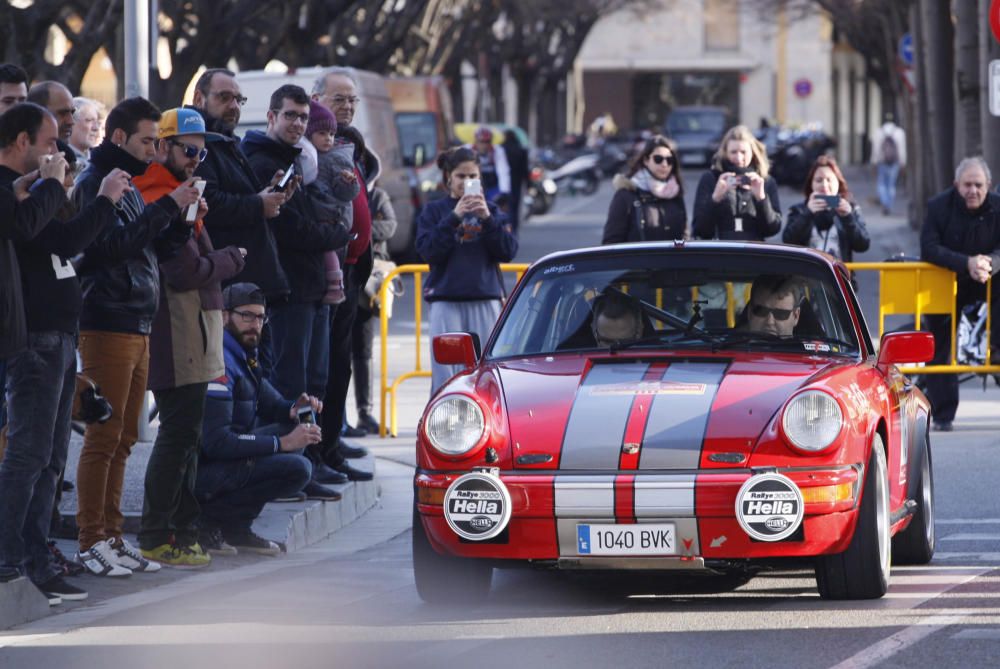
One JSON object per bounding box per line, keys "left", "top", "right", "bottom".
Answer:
{"left": 272, "top": 164, "right": 295, "bottom": 193}
{"left": 186, "top": 179, "right": 206, "bottom": 222}
{"left": 296, "top": 405, "right": 316, "bottom": 424}
{"left": 464, "top": 178, "right": 482, "bottom": 197}
{"left": 820, "top": 194, "right": 840, "bottom": 208}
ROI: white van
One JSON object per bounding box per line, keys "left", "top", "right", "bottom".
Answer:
{"left": 234, "top": 66, "right": 417, "bottom": 257}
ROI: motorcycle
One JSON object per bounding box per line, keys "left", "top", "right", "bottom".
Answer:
{"left": 547, "top": 153, "right": 601, "bottom": 195}
{"left": 523, "top": 165, "right": 557, "bottom": 219}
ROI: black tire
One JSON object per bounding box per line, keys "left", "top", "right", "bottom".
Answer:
{"left": 412, "top": 503, "right": 493, "bottom": 604}
{"left": 815, "top": 435, "right": 891, "bottom": 600}
{"left": 892, "top": 445, "right": 935, "bottom": 564}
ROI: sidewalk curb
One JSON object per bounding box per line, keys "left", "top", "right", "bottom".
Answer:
{"left": 0, "top": 578, "right": 50, "bottom": 629}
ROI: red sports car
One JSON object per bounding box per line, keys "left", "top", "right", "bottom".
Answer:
{"left": 413, "top": 242, "right": 936, "bottom": 602}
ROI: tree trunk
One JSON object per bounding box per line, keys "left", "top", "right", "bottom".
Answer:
{"left": 911, "top": 2, "right": 932, "bottom": 229}
{"left": 918, "top": 0, "right": 955, "bottom": 190}
{"left": 979, "top": 0, "right": 1000, "bottom": 162}
{"left": 954, "top": 0, "right": 981, "bottom": 157}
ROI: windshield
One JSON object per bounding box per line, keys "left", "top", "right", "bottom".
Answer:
{"left": 667, "top": 111, "right": 727, "bottom": 135}
{"left": 396, "top": 112, "right": 438, "bottom": 165}
{"left": 489, "top": 252, "right": 860, "bottom": 359}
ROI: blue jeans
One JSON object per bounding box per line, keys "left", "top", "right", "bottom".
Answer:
{"left": 195, "top": 451, "right": 311, "bottom": 534}
{"left": 877, "top": 162, "right": 900, "bottom": 212}
{"left": 0, "top": 332, "right": 76, "bottom": 584}
{"left": 269, "top": 302, "right": 330, "bottom": 401}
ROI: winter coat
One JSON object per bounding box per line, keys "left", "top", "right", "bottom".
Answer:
{"left": 201, "top": 330, "right": 294, "bottom": 462}
{"left": 692, "top": 167, "right": 782, "bottom": 241}
{"left": 241, "top": 130, "right": 350, "bottom": 304}
{"left": 602, "top": 173, "right": 687, "bottom": 244}
{"left": 189, "top": 106, "right": 289, "bottom": 301}
{"left": 73, "top": 140, "right": 188, "bottom": 335}
{"left": 415, "top": 196, "right": 518, "bottom": 302}
{"left": 783, "top": 201, "right": 870, "bottom": 262}
{"left": 134, "top": 162, "right": 246, "bottom": 390}
{"left": 0, "top": 176, "right": 68, "bottom": 357}
{"left": 309, "top": 140, "right": 360, "bottom": 229}
{"left": 921, "top": 188, "right": 1000, "bottom": 285}
{"left": 370, "top": 187, "right": 398, "bottom": 261}
{"left": 336, "top": 124, "right": 379, "bottom": 282}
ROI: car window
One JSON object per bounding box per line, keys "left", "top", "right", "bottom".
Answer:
{"left": 667, "top": 111, "right": 727, "bottom": 135}
{"left": 489, "top": 252, "right": 861, "bottom": 359}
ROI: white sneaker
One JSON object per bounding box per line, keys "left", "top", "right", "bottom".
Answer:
{"left": 75, "top": 539, "right": 133, "bottom": 577}
{"left": 111, "top": 537, "right": 161, "bottom": 573}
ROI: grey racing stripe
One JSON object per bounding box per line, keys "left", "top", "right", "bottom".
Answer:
{"left": 638, "top": 361, "right": 728, "bottom": 469}
{"left": 559, "top": 362, "right": 650, "bottom": 470}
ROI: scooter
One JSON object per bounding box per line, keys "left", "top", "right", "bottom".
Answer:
{"left": 523, "top": 166, "right": 557, "bottom": 218}
{"left": 547, "top": 153, "right": 600, "bottom": 195}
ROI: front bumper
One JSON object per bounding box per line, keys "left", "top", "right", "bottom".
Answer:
{"left": 415, "top": 466, "right": 862, "bottom": 566}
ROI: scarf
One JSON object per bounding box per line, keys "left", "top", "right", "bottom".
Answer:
{"left": 631, "top": 169, "right": 679, "bottom": 200}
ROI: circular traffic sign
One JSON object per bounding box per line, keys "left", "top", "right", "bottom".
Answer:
{"left": 793, "top": 78, "right": 812, "bottom": 99}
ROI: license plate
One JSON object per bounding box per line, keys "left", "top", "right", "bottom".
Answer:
{"left": 576, "top": 523, "right": 676, "bottom": 555}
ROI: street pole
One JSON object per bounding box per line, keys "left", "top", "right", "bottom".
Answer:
{"left": 124, "top": 0, "right": 149, "bottom": 99}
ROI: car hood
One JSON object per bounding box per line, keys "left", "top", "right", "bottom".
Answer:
{"left": 496, "top": 354, "right": 839, "bottom": 470}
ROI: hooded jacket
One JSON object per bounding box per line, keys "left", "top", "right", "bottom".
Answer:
{"left": 602, "top": 173, "right": 687, "bottom": 244}
{"left": 692, "top": 165, "right": 782, "bottom": 241}
{"left": 73, "top": 140, "right": 188, "bottom": 335}
{"left": 134, "top": 162, "right": 246, "bottom": 390}
{"left": 189, "top": 106, "right": 289, "bottom": 301}
{"left": 0, "top": 176, "right": 67, "bottom": 358}
{"left": 242, "top": 130, "right": 350, "bottom": 303}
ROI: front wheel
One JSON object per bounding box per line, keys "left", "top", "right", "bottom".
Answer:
{"left": 892, "top": 444, "right": 935, "bottom": 564}
{"left": 815, "top": 435, "right": 891, "bottom": 599}
{"left": 412, "top": 503, "right": 493, "bottom": 604}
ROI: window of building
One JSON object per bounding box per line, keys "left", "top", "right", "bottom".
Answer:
{"left": 705, "top": 0, "right": 740, "bottom": 51}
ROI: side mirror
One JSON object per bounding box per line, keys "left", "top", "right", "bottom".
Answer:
{"left": 433, "top": 332, "right": 478, "bottom": 369}
{"left": 877, "top": 331, "right": 935, "bottom": 370}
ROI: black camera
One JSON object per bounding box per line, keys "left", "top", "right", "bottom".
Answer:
{"left": 74, "top": 375, "right": 113, "bottom": 424}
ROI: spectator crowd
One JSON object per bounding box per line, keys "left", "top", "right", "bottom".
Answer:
{"left": 0, "top": 63, "right": 385, "bottom": 606}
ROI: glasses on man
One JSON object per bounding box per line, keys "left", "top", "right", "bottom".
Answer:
{"left": 230, "top": 309, "right": 268, "bottom": 325}
{"left": 169, "top": 139, "right": 208, "bottom": 161}
{"left": 210, "top": 90, "right": 248, "bottom": 106}
{"left": 278, "top": 110, "right": 309, "bottom": 123}
{"left": 326, "top": 95, "right": 360, "bottom": 107}
{"left": 650, "top": 154, "right": 675, "bottom": 165}
{"left": 749, "top": 304, "right": 796, "bottom": 321}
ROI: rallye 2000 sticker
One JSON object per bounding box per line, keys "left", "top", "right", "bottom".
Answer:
{"left": 734, "top": 472, "right": 804, "bottom": 542}
{"left": 443, "top": 472, "right": 513, "bottom": 541}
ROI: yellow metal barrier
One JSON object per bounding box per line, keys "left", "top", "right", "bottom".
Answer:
{"left": 376, "top": 261, "right": 994, "bottom": 436}
{"left": 846, "top": 261, "right": 995, "bottom": 375}
{"left": 377, "top": 263, "right": 529, "bottom": 437}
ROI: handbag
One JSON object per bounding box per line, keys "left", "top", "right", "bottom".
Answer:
{"left": 364, "top": 257, "right": 404, "bottom": 319}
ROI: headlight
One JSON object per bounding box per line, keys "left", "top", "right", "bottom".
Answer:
{"left": 542, "top": 178, "right": 557, "bottom": 194}
{"left": 781, "top": 390, "right": 843, "bottom": 452}
{"left": 426, "top": 395, "right": 486, "bottom": 456}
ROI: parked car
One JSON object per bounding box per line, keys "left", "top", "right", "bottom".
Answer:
{"left": 234, "top": 66, "right": 419, "bottom": 257}
{"left": 664, "top": 106, "right": 732, "bottom": 167}
{"left": 414, "top": 241, "right": 936, "bottom": 603}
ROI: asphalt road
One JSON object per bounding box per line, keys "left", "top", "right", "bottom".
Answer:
{"left": 5, "top": 171, "right": 999, "bottom": 668}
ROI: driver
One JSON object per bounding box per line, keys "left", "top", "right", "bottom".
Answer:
{"left": 746, "top": 275, "right": 802, "bottom": 337}
{"left": 592, "top": 292, "right": 644, "bottom": 347}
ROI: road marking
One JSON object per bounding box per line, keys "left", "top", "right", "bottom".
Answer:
{"left": 933, "top": 551, "right": 1000, "bottom": 561}
{"left": 937, "top": 518, "right": 1000, "bottom": 524}
{"left": 939, "top": 533, "right": 1000, "bottom": 541}
{"left": 951, "top": 629, "right": 1000, "bottom": 640}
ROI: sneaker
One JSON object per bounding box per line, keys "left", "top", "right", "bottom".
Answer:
{"left": 225, "top": 530, "right": 281, "bottom": 556}
{"left": 273, "top": 491, "right": 307, "bottom": 503}
{"left": 36, "top": 575, "right": 87, "bottom": 602}
{"left": 303, "top": 480, "right": 343, "bottom": 501}
{"left": 76, "top": 539, "right": 133, "bottom": 577}
{"left": 140, "top": 543, "right": 211, "bottom": 569}
{"left": 111, "top": 537, "right": 161, "bottom": 573}
{"left": 48, "top": 540, "right": 85, "bottom": 577}
{"left": 199, "top": 528, "right": 238, "bottom": 556}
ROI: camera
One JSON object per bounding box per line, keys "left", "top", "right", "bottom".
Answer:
{"left": 296, "top": 405, "right": 316, "bottom": 424}
{"left": 820, "top": 194, "right": 840, "bottom": 208}
{"left": 73, "top": 375, "right": 113, "bottom": 424}
{"left": 738, "top": 175, "right": 752, "bottom": 186}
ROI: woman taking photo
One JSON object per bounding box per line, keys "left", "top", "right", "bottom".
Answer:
{"left": 782, "top": 155, "right": 870, "bottom": 262}
{"left": 415, "top": 146, "right": 519, "bottom": 393}
{"left": 692, "top": 124, "right": 782, "bottom": 241}
{"left": 602, "top": 135, "right": 686, "bottom": 244}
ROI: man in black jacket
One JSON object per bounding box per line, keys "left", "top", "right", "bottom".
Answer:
{"left": 920, "top": 156, "right": 1000, "bottom": 432}
{"left": 0, "top": 102, "right": 129, "bottom": 603}
{"left": 190, "top": 68, "right": 289, "bottom": 301}
{"left": 71, "top": 97, "right": 202, "bottom": 577}
{"left": 242, "top": 84, "right": 351, "bottom": 487}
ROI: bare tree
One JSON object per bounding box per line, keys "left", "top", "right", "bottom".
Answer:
{"left": 954, "top": 0, "right": 981, "bottom": 158}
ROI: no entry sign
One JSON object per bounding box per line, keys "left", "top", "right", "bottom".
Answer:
{"left": 793, "top": 78, "right": 812, "bottom": 99}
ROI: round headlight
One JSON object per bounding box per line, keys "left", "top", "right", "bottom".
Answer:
{"left": 426, "top": 395, "right": 486, "bottom": 456}
{"left": 781, "top": 390, "right": 843, "bottom": 452}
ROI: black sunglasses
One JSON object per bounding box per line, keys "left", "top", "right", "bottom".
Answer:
{"left": 650, "top": 154, "right": 675, "bottom": 165}
{"left": 169, "top": 139, "right": 208, "bottom": 161}
{"left": 750, "top": 304, "right": 796, "bottom": 321}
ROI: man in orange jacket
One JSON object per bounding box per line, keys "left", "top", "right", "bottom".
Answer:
{"left": 132, "top": 108, "right": 246, "bottom": 566}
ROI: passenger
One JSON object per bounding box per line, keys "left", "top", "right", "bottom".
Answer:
{"left": 783, "top": 155, "right": 870, "bottom": 262}
{"left": 746, "top": 275, "right": 802, "bottom": 337}
{"left": 692, "top": 124, "right": 781, "bottom": 241}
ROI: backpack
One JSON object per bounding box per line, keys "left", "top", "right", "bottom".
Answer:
{"left": 881, "top": 133, "right": 899, "bottom": 165}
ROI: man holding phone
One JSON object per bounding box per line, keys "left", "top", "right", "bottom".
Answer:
{"left": 133, "top": 108, "right": 248, "bottom": 567}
